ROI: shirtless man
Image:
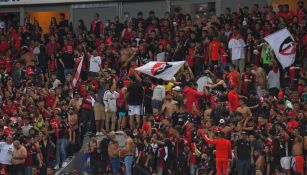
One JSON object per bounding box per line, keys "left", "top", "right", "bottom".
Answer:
{"left": 253, "top": 149, "right": 265, "bottom": 174}
{"left": 107, "top": 131, "right": 120, "bottom": 175}
{"left": 252, "top": 65, "right": 266, "bottom": 98}
{"left": 203, "top": 102, "right": 212, "bottom": 121}
{"left": 68, "top": 106, "right": 79, "bottom": 153}
{"left": 161, "top": 92, "right": 178, "bottom": 118}
{"left": 120, "top": 42, "right": 138, "bottom": 66}
{"left": 119, "top": 130, "right": 135, "bottom": 175}
{"left": 11, "top": 140, "right": 27, "bottom": 175}
{"left": 292, "top": 129, "right": 304, "bottom": 175}
{"left": 69, "top": 92, "right": 82, "bottom": 111}
{"left": 236, "top": 99, "right": 252, "bottom": 118}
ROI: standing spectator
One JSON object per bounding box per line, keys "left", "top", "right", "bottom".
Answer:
{"left": 209, "top": 36, "right": 220, "bottom": 65}
{"left": 88, "top": 49, "right": 101, "bottom": 77}
{"left": 103, "top": 83, "right": 119, "bottom": 132}
{"left": 183, "top": 81, "right": 204, "bottom": 114}
{"left": 60, "top": 45, "right": 75, "bottom": 79}
{"left": 45, "top": 36, "right": 60, "bottom": 57}
{"left": 200, "top": 131, "right": 232, "bottom": 175}
{"left": 235, "top": 131, "right": 251, "bottom": 175}
{"left": 79, "top": 85, "right": 96, "bottom": 135}
{"left": 0, "top": 136, "right": 14, "bottom": 174}
{"left": 241, "top": 65, "right": 256, "bottom": 96}
{"left": 119, "top": 130, "right": 135, "bottom": 175}
{"left": 267, "top": 66, "right": 280, "bottom": 97}
{"left": 94, "top": 78, "right": 106, "bottom": 135}
{"left": 126, "top": 76, "right": 143, "bottom": 130}
{"left": 91, "top": 13, "right": 104, "bottom": 37}
{"left": 58, "top": 13, "right": 69, "bottom": 35}
{"left": 84, "top": 135, "right": 101, "bottom": 175}
{"left": 11, "top": 140, "right": 27, "bottom": 175}
{"left": 53, "top": 114, "right": 69, "bottom": 170}
{"left": 228, "top": 28, "right": 246, "bottom": 73}
{"left": 152, "top": 79, "right": 165, "bottom": 115}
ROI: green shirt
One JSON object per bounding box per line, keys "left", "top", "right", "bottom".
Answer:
{"left": 261, "top": 44, "right": 272, "bottom": 65}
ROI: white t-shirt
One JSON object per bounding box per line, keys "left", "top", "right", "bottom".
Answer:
{"left": 267, "top": 70, "right": 280, "bottom": 89}
{"left": 196, "top": 76, "right": 213, "bottom": 92}
{"left": 89, "top": 55, "right": 101, "bottom": 73}
{"left": 156, "top": 52, "right": 166, "bottom": 62}
{"left": 0, "top": 142, "right": 14, "bottom": 165}
{"left": 228, "top": 38, "right": 246, "bottom": 60}
{"left": 103, "top": 90, "right": 119, "bottom": 112}
{"left": 152, "top": 85, "right": 166, "bottom": 101}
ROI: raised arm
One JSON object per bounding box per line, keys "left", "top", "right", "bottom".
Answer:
{"left": 202, "top": 134, "right": 217, "bottom": 145}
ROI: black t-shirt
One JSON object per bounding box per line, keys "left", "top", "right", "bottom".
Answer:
{"left": 236, "top": 139, "right": 251, "bottom": 160}
{"left": 127, "top": 82, "right": 143, "bottom": 105}
{"left": 61, "top": 52, "right": 75, "bottom": 69}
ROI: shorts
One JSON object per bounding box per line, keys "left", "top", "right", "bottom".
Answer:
{"left": 293, "top": 155, "right": 304, "bottom": 173}
{"left": 280, "top": 156, "right": 292, "bottom": 170}
{"left": 88, "top": 71, "right": 99, "bottom": 77}
{"left": 94, "top": 103, "right": 106, "bottom": 121}
{"left": 119, "top": 112, "right": 126, "bottom": 117}
{"left": 128, "top": 105, "right": 141, "bottom": 116}
{"left": 118, "top": 106, "right": 127, "bottom": 117}
{"left": 151, "top": 100, "right": 162, "bottom": 110}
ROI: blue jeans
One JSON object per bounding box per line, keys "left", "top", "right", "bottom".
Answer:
{"left": 189, "top": 164, "right": 196, "bottom": 175}
{"left": 124, "top": 155, "right": 134, "bottom": 175}
{"left": 110, "top": 157, "right": 120, "bottom": 174}
{"left": 24, "top": 166, "right": 32, "bottom": 175}
{"left": 237, "top": 159, "right": 250, "bottom": 175}
{"left": 56, "top": 138, "right": 68, "bottom": 165}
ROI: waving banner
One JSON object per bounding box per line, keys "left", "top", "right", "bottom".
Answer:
{"left": 135, "top": 61, "right": 185, "bottom": 80}
{"left": 264, "top": 28, "right": 296, "bottom": 69}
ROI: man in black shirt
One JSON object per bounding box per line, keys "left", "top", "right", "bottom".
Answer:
{"left": 60, "top": 45, "right": 75, "bottom": 79}
{"left": 235, "top": 131, "right": 251, "bottom": 175}
{"left": 126, "top": 76, "right": 143, "bottom": 130}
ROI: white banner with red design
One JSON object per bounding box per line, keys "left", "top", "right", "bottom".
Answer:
{"left": 264, "top": 28, "right": 296, "bottom": 69}
{"left": 135, "top": 61, "right": 185, "bottom": 81}
{"left": 72, "top": 56, "right": 84, "bottom": 87}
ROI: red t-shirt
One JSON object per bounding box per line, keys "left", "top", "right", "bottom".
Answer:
{"left": 183, "top": 86, "right": 204, "bottom": 113}
{"left": 45, "top": 95, "right": 56, "bottom": 107}
{"left": 228, "top": 90, "right": 239, "bottom": 111}
{"left": 202, "top": 134, "right": 232, "bottom": 160}
{"left": 210, "top": 40, "right": 220, "bottom": 61}
{"left": 187, "top": 48, "right": 195, "bottom": 67}
{"left": 228, "top": 71, "right": 240, "bottom": 88}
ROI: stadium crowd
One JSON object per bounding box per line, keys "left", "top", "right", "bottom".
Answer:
{"left": 0, "top": 1, "right": 306, "bottom": 175}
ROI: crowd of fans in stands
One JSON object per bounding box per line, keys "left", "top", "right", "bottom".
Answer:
{"left": 0, "top": 1, "right": 306, "bottom": 175}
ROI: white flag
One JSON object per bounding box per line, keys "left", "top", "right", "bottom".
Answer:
{"left": 135, "top": 61, "right": 185, "bottom": 81}
{"left": 72, "top": 57, "right": 84, "bottom": 87}
{"left": 264, "top": 28, "right": 296, "bottom": 69}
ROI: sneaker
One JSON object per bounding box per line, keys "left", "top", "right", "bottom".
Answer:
{"left": 62, "top": 161, "right": 68, "bottom": 168}
{"left": 96, "top": 132, "right": 99, "bottom": 136}
{"left": 54, "top": 164, "right": 59, "bottom": 170}
{"left": 99, "top": 132, "right": 103, "bottom": 135}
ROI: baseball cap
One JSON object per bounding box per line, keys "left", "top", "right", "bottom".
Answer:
{"left": 219, "top": 119, "right": 225, "bottom": 124}
{"left": 172, "top": 86, "right": 181, "bottom": 92}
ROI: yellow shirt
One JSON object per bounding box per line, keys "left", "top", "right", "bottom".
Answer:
{"left": 165, "top": 82, "right": 175, "bottom": 92}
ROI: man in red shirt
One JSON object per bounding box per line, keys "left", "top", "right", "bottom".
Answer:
{"left": 200, "top": 131, "right": 232, "bottom": 175}
{"left": 183, "top": 81, "right": 204, "bottom": 114}
{"left": 228, "top": 85, "right": 240, "bottom": 112}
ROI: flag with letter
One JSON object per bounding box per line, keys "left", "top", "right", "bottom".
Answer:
{"left": 264, "top": 28, "right": 296, "bottom": 69}
{"left": 72, "top": 56, "right": 84, "bottom": 87}
{"left": 135, "top": 61, "right": 185, "bottom": 81}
